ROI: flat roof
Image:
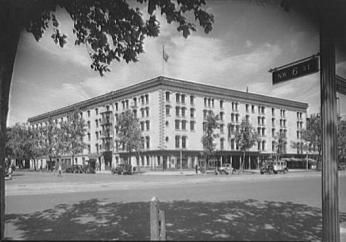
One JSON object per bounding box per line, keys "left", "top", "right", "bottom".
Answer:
{"left": 28, "top": 76, "right": 308, "bottom": 123}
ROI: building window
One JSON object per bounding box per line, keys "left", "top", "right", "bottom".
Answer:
{"left": 272, "top": 141, "right": 275, "bottom": 152}
{"left": 182, "top": 120, "right": 187, "bottom": 130}
{"left": 190, "top": 121, "right": 195, "bottom": 131}
{"left": 220, "top": 112, "right": 224, "bottom": 121}
{"left": 272, "top": 128, "right": 275, "bottom": 137}
{"left": 140, "top": 122, "right": 144, "bottom": 131}
{"left": 88, "top": 144, "right": 91, "bottom": 153}
{"left": 231, "top": 139, "right": 235, "bottom": 150}
{"left": 115, "top": 103, "right": 118, "bottom": 111}
{"left": 211, "top": 99, "right": 214, "bottom": 107}
{"left": 146, "top": 121, "right": 150, "bottom": 131}
{"left": 87, "top": 121, "right": 90, "bottom": 129}
{"left": 165, "top": 121, "right": 169, "bottom": 127}
{"left": 145, "top": 94, "right": 149, "bottom": 104}
{"left": 87, "top": 110, "right": 90, "bottom": 117}
{"left": 181, "top": 94, "right": 185, "bottom": 104}
{"left": 96, "top": 119, "right": 98, "bottom": 128}
{"left": 146, "top": 107, "right": 149, "bottom": 117}
{"left": 190, "top": 108, "right": 195, "bottom": 118}
{"left": 146, "top": 136, "right": 150, "bottom": 149}
{"left": 204, "top": 97, "right": 207, "bottom": 107}
{"left": 272, "top": 108, "right": 275, "bottom": 116}
{"left": 220, "top": 100, "right": 224, "bottom": 109}
{"left": 258, "top": 117, "right": 261, "bottom": 125}
{"left": 175, "top": 136, "right": 180, "bottom": 148}
{"left": 96, "top": 132, "right": 99, "bottom": 140}
{"left": 246, "top": 104, "right": 249, "bottom": 113}
{"left": 133, "top": 109, "right": 137, "bottom": 118}
{"left": 220, "top": 138, "right": 224, "bottom": 150}
{"left": 220, "top": 124, "right": 224, "bottom": 134}
{"left": 203, "top": 110, "right": 207, "bottom": 119}
{"left": 190, "top": 95, "right": 194, "bottom": 105}
{"left": 245, "top": 115, "right": 249, "bottom": 122}
{"left": 166, "top": 92, "right": 170, "bottom": 102}
{"left": 176, "top": 107, "right": 180, "bottom": 117}
{"left": 258, "top": 141, "right": 261, "bottom": 151}
{"left": 141, "top": 108, "right": 145, "bottom": 118}
{"left": 166, "top": 136, "right": 169, "bottom": 142}
{"left": 166, "top": 105, "right": 171, "bottom": 116}
{"left": 95, "top": 108, "right": 98, "bottom": 115}
{"left": 176, "top": 93, "right": 180, "bottom": 103}
{"left": 262, "top": 128, "right": 265, "bottom": 136}
{"left": 87, "top": 133, "right": 90, "bottom": 141}
{"left": 140, "top": 137, "right": 144, "bottom": 149}
{"left": 175, "top": 120, "right": 180, "bottom": 130}
{"left": 182, "top": 136, "right": 187, "bottom": 148}
{"left": 181, "top": 107, "right": 186, "bottom": 117}
{"left": 252, "top": 105, "right": 255, "bottom": 113}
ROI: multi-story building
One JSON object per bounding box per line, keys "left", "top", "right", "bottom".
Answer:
{"left": 28, "top": 76, "right": 308, "bottom": 171}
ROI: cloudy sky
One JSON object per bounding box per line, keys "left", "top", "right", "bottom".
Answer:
{"left": 8, "top": 0, "right": 346, "bottom": 126}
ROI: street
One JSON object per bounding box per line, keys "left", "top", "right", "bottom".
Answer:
{"left": 4, "top": 170, "right": 346, "bottom": 241}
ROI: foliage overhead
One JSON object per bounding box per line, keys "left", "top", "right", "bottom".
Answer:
{"left": 2, "top": 0, "right": 214, "bottom": 76}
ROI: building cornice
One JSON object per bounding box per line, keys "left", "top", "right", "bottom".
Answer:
{"left": 28, "top": 76, "right": 308, "bottom": 123}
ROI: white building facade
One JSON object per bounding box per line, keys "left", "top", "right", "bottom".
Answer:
{"left": 28, "top": 76, "right": 308, "bottom": 170}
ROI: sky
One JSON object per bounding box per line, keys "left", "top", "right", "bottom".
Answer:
{"left": 8, "top": 0, "right": 346, "bottom": 126}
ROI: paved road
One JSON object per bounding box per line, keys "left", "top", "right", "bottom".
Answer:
{"left": 5, "top": 170, "right": 346, "bottom": 241}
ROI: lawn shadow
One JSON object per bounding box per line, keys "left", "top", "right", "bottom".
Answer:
{"left": 6, "top": 198, "right": 345, "bottom": 241}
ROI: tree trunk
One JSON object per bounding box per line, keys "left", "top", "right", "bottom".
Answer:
{"left": 241, "top": 151, "right": 246, "bottom": 173}
{"left": 0, "top": 8, "right": 20, "bottom": 238}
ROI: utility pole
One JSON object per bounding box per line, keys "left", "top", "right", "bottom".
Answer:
{"left": 320, "top": 2, "right": 340, "bottom": 241}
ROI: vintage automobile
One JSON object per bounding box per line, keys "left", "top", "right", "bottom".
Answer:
{"left": 112, "top": 164, "right": 133, "bottom": 175}
{"left": 260, "top": 159, "right": 288, "bottom": 174}
{"left": 218, "top": 164, "right": 235, "bottom": 175}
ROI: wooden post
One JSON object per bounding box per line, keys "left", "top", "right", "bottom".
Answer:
{"left": 150, "top": 197, "right": 166, "bottom": 241}
{"left": 320, "top": 4, "right": 340, "bottom": 241}
{"left": 159, "top": 210, "right": 166, "bottom": 240}
{"left": 150, "top": 197, "right": 160, "bottom": 240}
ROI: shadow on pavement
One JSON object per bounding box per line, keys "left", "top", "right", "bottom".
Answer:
{"left": 6, "top": 199, "right": 345, "bottom": 241}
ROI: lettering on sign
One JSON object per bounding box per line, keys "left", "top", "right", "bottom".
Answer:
{"left": 273, "top": 57, "right": 319, "bottom": 84}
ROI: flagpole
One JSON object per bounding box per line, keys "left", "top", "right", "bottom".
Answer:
{"left": 162, "top": 45, "right": 165, "bottom": 76}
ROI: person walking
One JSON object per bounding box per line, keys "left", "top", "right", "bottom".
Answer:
{"left": 58, "top": 161, "right": 62, "bottom": 177}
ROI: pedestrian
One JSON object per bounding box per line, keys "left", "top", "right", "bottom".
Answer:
{"left": 58, "top": 163, "right": 62, "bottom": 177}
{"left": 195, "top": 164, "right": 199, "bottom": 175}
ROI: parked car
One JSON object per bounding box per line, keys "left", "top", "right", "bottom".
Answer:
{"left": 65, "top": 165, "right": 85, "bottom": 174}
{"left": 260, "top": 159, "right": 288, "bottom": 174}
{"left": 112, "top": 164, "right": 133, "bottom": 175}
{"left": 218, "top": 164, "right": 234, "bottom": 175}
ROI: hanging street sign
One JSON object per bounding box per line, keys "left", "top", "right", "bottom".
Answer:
{"left": 271, "top": 56, "right": 319, "bottom": 85}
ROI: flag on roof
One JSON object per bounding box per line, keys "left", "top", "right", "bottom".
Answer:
{"left": 163, "top": 45, "right": 169, "bottom": 62}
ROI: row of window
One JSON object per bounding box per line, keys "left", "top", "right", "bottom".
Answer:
{"left": 174, "top": 120, "right": 195, "bottom": 131}
{"left": 166, "top": 92, "right": 195, "bottom": 105}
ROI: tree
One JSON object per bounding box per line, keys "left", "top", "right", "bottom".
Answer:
{"left": 232, "top": 119, "right": 259, "bottom": 173}
{"left": 26, "top": 125, "right": 44, "bottom": 170}
{"left": 61, "top": 110, "right": 87, "bottom": 167}
{"left": 5, "top": 123, "right": 28, "bottom": 168}
{"left": 0, "top": 1, "right": 213, "bottom": 237}
{"left": 40, "top": 118, "right": 59, "bottom": 170}
{"left": 201, "top": 112, "right": 220, "bottom": 171}
{"left": 115, "top": 110, "right": 142, "bottom": 169}
{"left": 272, "top": 130, "right": 287, "bottom": 161}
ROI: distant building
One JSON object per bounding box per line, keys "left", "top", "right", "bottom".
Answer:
{"left": 28, "top": 76, "right": 308, "bottom": 171}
